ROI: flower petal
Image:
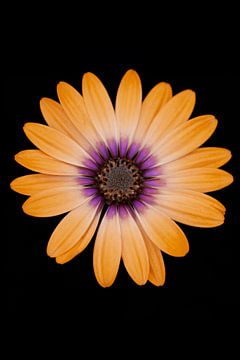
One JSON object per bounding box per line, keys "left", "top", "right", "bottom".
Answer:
{"left": 10, "top": 174, "right": 79, "bottom": 195}
{"left": 23, "top": 123, "right": 87, "bottom": 166}
{"left": 143, "top": 237, "right": 166, "bottom": 286}
{"left": 40, "top": 97, "right": 87, "bottom": 147}
{"left": 56, "top": 209, "right": 101, "bottom": 263}
{"left": 134, "top": 82, "right": 172, "bottom": 142}
{"left": 136, "top": 206, "right": 189, "bottom": 257}
{"left": 161, "top": 147, "right": 232, "bottom": 173}
{"left": 93, "top": 209, "right": 121, "bottom": 287}
{"left": 120, "top": 209, "right": 149, "bottom": 285}
{"left": 156, "top": 189, "right": 225, "bottom": 227}
{"left": 22, "top": 186, "right": 84, "bottom": 217}
{"left": 15, "top": 150, "right": 80, "bottom": 175}
{"left": 143, "top": 90, "right": 196, "bottom": 151}
{"left": 154, "top": 115, "right": 218, "bottom": 165}
{"left": 115, "top": 70, "right": 142, "bottom": 142}
{"left": 56, "top": 82, "right": 98, "bottom": 147}
{"left": 82, "top": 72, "right": 117, "bottom": 142}
{"left": 47, "top": 200, "right": 101, "bottom": 257}
{"left": 163, "top": 168, "right": 233, "bottom": 192}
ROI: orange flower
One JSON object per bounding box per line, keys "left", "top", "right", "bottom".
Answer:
{"left": 11, "top": 70, "right": 233, "bottom": 287}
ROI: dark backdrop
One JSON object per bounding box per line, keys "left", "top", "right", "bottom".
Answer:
{"left": 4, "top": 46, "right": 239, "bottom": 352}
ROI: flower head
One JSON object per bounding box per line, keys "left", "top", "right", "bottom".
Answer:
{"left": 11, "top": 70, "right": 233, "bottom": 287}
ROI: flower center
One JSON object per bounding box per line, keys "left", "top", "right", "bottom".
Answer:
{"left": 96, "top": 158, "right": 144, "bottom": 204}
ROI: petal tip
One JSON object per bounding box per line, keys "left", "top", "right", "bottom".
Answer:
{"left": 126, "top": 68, "right": 137, "bottom": 74}
{"left": 83, "top": 71, "right": 93, "bottom": 76}
{"left": 149, "top": 278, "right": 166, "bottom": 287}
{"left": 57, "top": 81, "right": 67, "bottom": 86}
{"left": 14, "top": 151, "right": 23, "bottom": 163}
{"left": 40, "top": 97, "right": 47, "bottom": 104}
{"left": 173, "top": 243, "right": 190, "bottom": 258}
{"left": 98, "top": 280, "right": 113, "bottom": 288}
{"left": 212, "top": 117, "right": 218, "bottom": 129}
{"left": 40, "top": 97, "right": 54, "bottom": 108}
{"left": 136, "top": 278, "right": 149, "bottom": 286}
{"left": 203, "top": 115, "right": 218, "bottom": 129}
{"left": 22, "top": 198, "right": 45, "bottom": 218}
{"left": 57, "top": 81, "right": 70, "bottom": 95}
{"left": 226, "top": 149, "right": 232, "bottom": 160}
{"left": 227, "top": 173, "right": 234, "bottom": 186}
{"left": 184, "top": 89, "right": 196, "bottom": 102}
{"left": 47, "top": 242, "right": 57, "bottom": 257}
{"left": 9, "top": 179, "right": 16, "bottom": 191}
{"left": 219, "top": 149, "right": 232, "bottom": 166}
{"left": 123, "top": 69, "right": 139, "bottom": 80}
{"left": 187, "top": 89, "right": 195, "bottom": 95}
{"left": 83, "top": 72, "right": 96, "bottom": 81}
{"left": 22, "top": 201, "right": 29, "bottom": 215}
{"left": 160, "top": 81, "right": 172, "bottom": 89}
{"left": 23, "top": 122, "right": 33, "bottom": 131}
{"left": 55, "top": 258, "right": 64, "bottom": 264}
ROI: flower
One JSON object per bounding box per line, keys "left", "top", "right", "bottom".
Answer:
{"left": 11, "top": 70, "right": 233, "bottom": 287}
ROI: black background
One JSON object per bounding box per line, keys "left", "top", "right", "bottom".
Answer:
{"left": 4, "top": 43, "right": 239, "bottom": 352}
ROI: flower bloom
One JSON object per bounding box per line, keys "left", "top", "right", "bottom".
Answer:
{"left": 11, "top": 70, "right": 233, "bottom": 287}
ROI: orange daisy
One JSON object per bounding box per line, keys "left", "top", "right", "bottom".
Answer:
{"left": 11, "top": 70, "right": 233, "bottom": 287}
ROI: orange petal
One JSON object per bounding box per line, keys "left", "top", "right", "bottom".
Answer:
{"left": 93, "top": 210, "right": 121, "bottom": 287}
{"left": 161, "top": 147, "right": 232, "bottom": 173}
{"left": 22, "top": 186, "right": 84, "bottom": 217}
{"left": 56, "top": 210, "right": 101, "bottom": 263}
{"left": 134, "top": 82, "right": 172, "bottom": 142}
{"left": 10, "top": 174, "right": 79, "bottom": 195}
{"left": 115, "top": 70, "right": 142, "bottom": 141}
{"left": 143, "top": 90, "right": 196, "bottom": 151}
{"left": 120, "top": 210, "right": 149, "bottom": 285}
{"left": 136, "top": 206, "right": 189, "bottom": 257}
{"left": 23, "top": 123, "right": 87, "bottom": 166}
{"left": 47, "top": 200, "right": 101, "bottom": 257}
{"left": 144, "top": 237, "right": 166, "bottom": 286}
{"left": 163, "top": 168, "right": 233, "bottom": 192}
{"left": 15, "top": 150, "right": 80, "bottom": 175}
{"left": 154, "top": 115, "right": 218, "bottom": 165}
{"left": 156, "top": 189, "right": 225, "bottom": 227}
{"left": 82, "top": 72, "right": 117, "bottom": 142}
{"left": 57, "top": 82, "right": 98, "bottom": 147}
{"left": 40, "top": 97, "right": 89, "bottom": 149}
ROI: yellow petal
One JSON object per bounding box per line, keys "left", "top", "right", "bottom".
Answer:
{"left": 82, "top": 72, "right": 117, "bottom": 141}
{"left": 143, "top": 90, "right": 196, "bottom": 151}
{"left": 15, "top": 150, "right": 80, "bottom": 175}
{"left": 120, "top": 210, "right": 149, "bottom": 285}
{"left": 93, "top": 210, "right": 121, "bottom": 287}
{"left": 115, "top": 70, "right": 142, "bottom": 141}
{"left": 22, "top": 187, "right": 84, "bottom": 217}
{"left": 23, "top": 123, "right": 87, "bottom": 166}
{"left": 56, "top": 82, "right": 98, "bottom": 147}
{"left": 154, "top": 115, "right": 218, "bottom": 165}
{"left": 56, "top": 211, "right": 101, "bottom": 264}
{"left": 163, "top": 168, "right": 233, "bottom": 192}
{"left": 161, "top": 147, "right": 232, "bottom": 173}
{"left": 136, "top": 206, "right": 189, "bottom": 257}
{"left": 40, "top": 97, "right": 88, "bottom": 148}
{"left": 144, "top": 237, "right": 166, "bottom": 286}
{"left": 156, "top": 189, "right": 225, "bottom": 227}
{"left": 47, "top": 200, "right": 100, "bottom": 257}
{"left": 134, "top": 82, "right": 172, "bottom": 142}
{"left": 10, "top": 174, "right": 79, "bottom": 195}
